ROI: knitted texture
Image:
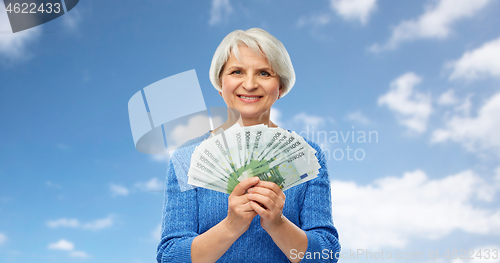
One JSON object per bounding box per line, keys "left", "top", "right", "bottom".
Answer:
{"left": 157, "top": 130, "right": 341, "bottom": 262}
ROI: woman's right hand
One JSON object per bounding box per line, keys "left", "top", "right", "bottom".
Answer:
{"left": 191, "top": 177, "right": 260, "bottom": 263}
{"left": 224, "top": 177, "right": 260, "bottom": 236}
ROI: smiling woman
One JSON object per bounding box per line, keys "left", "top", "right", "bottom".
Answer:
{"left": 210, "top": 28, "right": 295, "bottom": 127}
{"left": 219, "top": 45, "right": 281, "bottom": 126}
{"left": 157, "top": 28, "right": 341, "bottom": 263}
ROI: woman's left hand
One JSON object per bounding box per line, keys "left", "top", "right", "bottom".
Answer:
{"left": 247, "top": 181, "right": 286, "bottom": 232}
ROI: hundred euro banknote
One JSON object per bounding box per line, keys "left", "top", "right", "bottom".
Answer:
{"left": 187, "top": 123, "right": 321, "bottom": 194}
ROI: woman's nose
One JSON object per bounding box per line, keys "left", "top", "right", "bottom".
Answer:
{"left": 242, "top": 75, "right": 258, "bottom": 91}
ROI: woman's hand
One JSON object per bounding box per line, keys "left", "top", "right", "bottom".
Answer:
{"left": 224, "top": 177, "right": 260, "bottom": 237}
{"left": 247, "top": 181, "right": 286, "bottom": 232}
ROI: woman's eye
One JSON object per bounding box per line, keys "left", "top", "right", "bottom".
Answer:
{"left": 259, "top": 71, "right": 271, "bottom": 77}
{"left": 231, "top": 70, "right": 241, "bottom": 75}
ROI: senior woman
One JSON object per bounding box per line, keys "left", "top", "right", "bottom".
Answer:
{"left": 157, "top": 28, "right": 340, "bottom": 263}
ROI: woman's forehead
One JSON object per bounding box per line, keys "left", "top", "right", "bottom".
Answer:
{"left": 231, "top": 44, "right": 265, "bottom": 59}
{"left": 227, "top": 46, "right": 270, "bottom": 65}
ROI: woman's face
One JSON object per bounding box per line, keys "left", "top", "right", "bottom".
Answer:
{"left": 220, "top": 45, "right": 281, "bottom": 123}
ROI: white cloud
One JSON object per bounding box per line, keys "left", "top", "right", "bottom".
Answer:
{"left": 47, "top": 218, "right": 79, "bottom": 228}
{"left": 332, "top": 169, "right": 500, "bottom": 250}
{"left": 48, "top": 239, "right": 90, "bottom": 258}
{"left": 292, "top": 112, "right": 327, "bottom": 128}
{"left": 453, "top": 94, "right": 474, "bottom": 117}
{"left": 48, "top": 239, "right": 74, "bottom": 251}
{"left": 370, "top": 0, "right": 493, "bottom": 52}
{"left": 70, "top": 250, "right": 90, "bottom": 258}
{"left": 345, "top": 110, "right": 370, "bottom": 125}
{"left": 135, "top": 177, "right": 163, "bottom": 192}
{"left": 496, "top": 167, "right": 500, "bottom": 186}
{"left": 165, "top": 114, "right": 212, "bottom": 153}
{"left": 47, "top": 216, "right": 114, "bottom": 230}
{"left": 0, "top": 232, "right": 7, "bottom": 245}
{"left": 82, "top": 216, "right": 113, "bottom": 230}
{"left": 378, "top": 72, "right": 432, "bottom": 133}
{"left": 153, "top": 111, "right": 222, "bottom": 163}
{"left": 209, "top": 0, "right": 232, "bottom": 26}
{"left": 432, "top": 92, "right": 500, "bottom": 157}
{"left": 288, "top": 113, "right": 334, "bottom": 137}
{"left": 447, "top": 37, "right": 500, "bottom": 80}
{"left": 438, "top": 89, "right": 459, "bottom": 106}
{"left": 110, "top": 184, "right": 129, "bottom": 196}
{"left": 298, "top": 0, "right": 376, "bottom": 28}
{"left": 330, "top": 0, "right": 377, "bottom": 25}
{"left": 0, "top": 0, "right": 40, "bottom": 61}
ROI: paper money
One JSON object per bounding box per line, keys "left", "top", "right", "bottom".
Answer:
{"left": 187, "top": 123, "right": 321, "bottom": 194}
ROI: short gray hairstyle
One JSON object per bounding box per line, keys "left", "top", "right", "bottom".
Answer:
{"left": 209, "top": 28, "right": 295, "bottom": 98}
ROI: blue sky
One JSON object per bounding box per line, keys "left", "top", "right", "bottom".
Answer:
{"left": 1, "top": 0, "right": 500, "bottom": 262}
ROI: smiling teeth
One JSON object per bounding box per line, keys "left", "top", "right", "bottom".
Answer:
{"left": 240, "top": 96, "right": 261, "bottom": 99}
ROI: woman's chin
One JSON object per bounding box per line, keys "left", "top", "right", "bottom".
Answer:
{"left": 238, "top": 112, "right": 269, "bottom": 122}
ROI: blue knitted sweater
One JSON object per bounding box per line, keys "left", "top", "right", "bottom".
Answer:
{"left": 157, "top": 130, "right": 341, "bottom": 262}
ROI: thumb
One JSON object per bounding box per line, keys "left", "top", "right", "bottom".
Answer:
{"left": 231, "top": 177, "right": 259, "bottom": 196}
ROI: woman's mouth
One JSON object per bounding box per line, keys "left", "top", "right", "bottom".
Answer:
{"left": 237, "top": 95, "right": 263, "bottom": 102}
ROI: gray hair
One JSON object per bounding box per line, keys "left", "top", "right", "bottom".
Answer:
{"left": 209, "top": 28, "right": 295, "bottom": 98}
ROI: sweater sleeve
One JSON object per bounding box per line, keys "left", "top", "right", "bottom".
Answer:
{"left": 300, "top": 143, "right": 341, "bottom": 262}
{"left": 156, "top": 157, "right": 198, "bottom": 263}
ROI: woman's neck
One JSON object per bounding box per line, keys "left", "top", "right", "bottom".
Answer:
{"left": 210, "top": 109, "right": 279, "bottom": 134}
{"left": 240, "top": 118, "right": 278, "bottom": 128}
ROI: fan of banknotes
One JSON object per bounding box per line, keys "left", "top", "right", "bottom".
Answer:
{"left": 187, "top": 123, "right": 321, "bottom": 194}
